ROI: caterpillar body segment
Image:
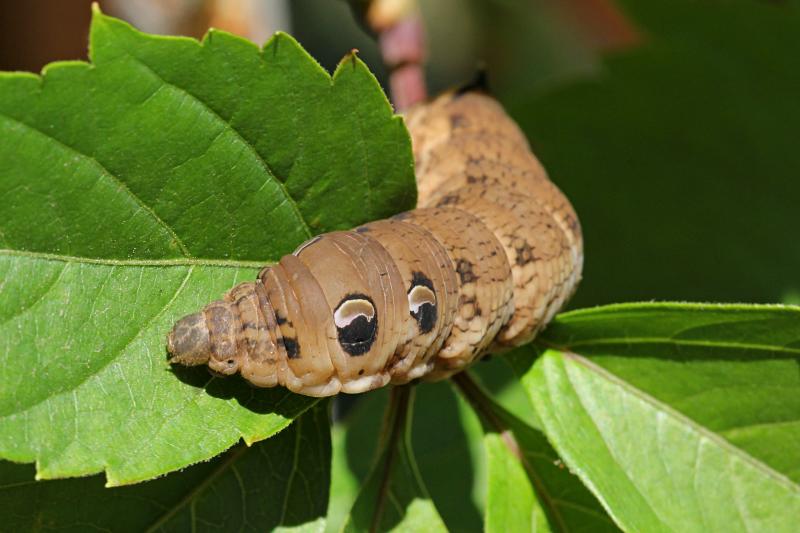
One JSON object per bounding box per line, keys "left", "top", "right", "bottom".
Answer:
{"left": 167, "top": 91, "right": 584, "bottom": 397}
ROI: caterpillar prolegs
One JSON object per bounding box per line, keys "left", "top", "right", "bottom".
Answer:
{"left": 167, "top": 90, "right": 583, "bottom": 397}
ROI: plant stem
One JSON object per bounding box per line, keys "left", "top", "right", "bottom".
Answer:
{"left": 451, "top": 372, "right": 521, "bottom": 460}
{"left": 371, "top": 384, "right": 414, "bottom": 533}
{"left": 349, "top": 0, "right": 428, "bottom": 110}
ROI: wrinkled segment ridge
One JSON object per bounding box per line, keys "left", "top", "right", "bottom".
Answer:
{"left": 167, "top": 91, "right": 583, "bottom": 396}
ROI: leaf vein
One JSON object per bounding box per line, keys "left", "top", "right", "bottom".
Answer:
{"left": 0, "top": 113, "right": 192, "bottom": 257}
{"left": 117, "top": 49, "right": 313, "bottom": 241}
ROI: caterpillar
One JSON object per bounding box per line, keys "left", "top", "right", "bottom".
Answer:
{"left": 167, "top": 89, "right": 583, "bottom": 397}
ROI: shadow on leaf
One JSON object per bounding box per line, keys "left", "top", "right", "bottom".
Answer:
{"left": 168, "top": 363, "right": 318, "bottom": 417}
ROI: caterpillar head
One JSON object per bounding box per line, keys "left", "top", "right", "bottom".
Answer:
{"left": 167, "top": 312, "right": 211, "bottom": 367}
{"left": 167, "top": 291, "right": 279, "bottom": 383}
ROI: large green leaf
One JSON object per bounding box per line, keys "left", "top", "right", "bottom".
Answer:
{"left": 343, "top": 387, "right": 446, "bottom": 533}
{"left": 513, "top": 303, "right": 800, "bottom": 531}
{"left": 534, "top": 302, "right": 800, "bottom": 481}
{"left": 0, "top": 404, "right": 331, "bottom": 532}
{"left": 527, "top": 351, "right": 800, "bottom": 532}
{"left": 0, "top": 8, "right": 415, "bottom": 485}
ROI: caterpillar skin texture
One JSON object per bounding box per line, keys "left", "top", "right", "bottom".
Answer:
{"left": 167, "top": 91, "right": 583, "bottom": 397}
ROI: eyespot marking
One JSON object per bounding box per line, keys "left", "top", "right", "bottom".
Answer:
{"left": 334, "top": 294, "right": 377, "bottom": 356}
{"left": 409, "top": 272, "right": 437, "bottom": 334}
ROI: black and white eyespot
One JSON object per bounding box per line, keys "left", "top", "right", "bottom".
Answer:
{"left": 408, "top": 272, "right": 437, "bottom": 334}
{"left": 334, "top": 294, "right": 377, "bottom": 356}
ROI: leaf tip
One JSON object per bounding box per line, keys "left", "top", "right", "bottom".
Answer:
{"left": 332, "top": 50, "right": 373, "bottom": 86}
{"left": 90, "top": 1, "right": 109, "bottom": 27}
{"left": 265, "top": 30, "right": 297, "bottom": 50}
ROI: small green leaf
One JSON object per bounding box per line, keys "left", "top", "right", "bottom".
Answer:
{"left": 454, "top": 373, "right": 618, "bottom": 532}
{"left": 483, "top": 431, "right": 543, "bottom": 532}
{"left": 0, "top": 404, "right": 331, "bottom": 532}
{"left": 412, "top": 381, "right": 485, "bottom": 531}
{"left": 344, "top": 387, "right": 446, "bottom": 533}
{"left": 0, "top": 8, "right": 415, "bottom": 484}
{"left": 332, "top": 382, "right": 486, "bottom": 533}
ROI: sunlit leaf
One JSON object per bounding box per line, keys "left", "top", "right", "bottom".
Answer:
{"left": 513, "top": 303, "right": 800, "bottom": 531}
{"left": 455, "top": 373, "right": 618, "bottom": 532}
{"left": 0, "top": 7, "right": 414, "bottom": 485}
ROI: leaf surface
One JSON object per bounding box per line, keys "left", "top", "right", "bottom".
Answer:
{"left": 534, "top": 302, "right": 800, "bottom": 481}
{"left": 527, "top": 351, "right": 800, "bottom": 532}
{"left": 332, "top": 382, "right": 487, "bottom": 533}
{"left": 0, "top": 404, "right": 331, "bottom": 532}
{"left": 0, "top": 8, "right": 415, "bottom": 484}
{"left": 513, "top": 303, "right": 800, "bottom": 531}
{"left": 483, "top": 431, "right": 545, "bottom": 532}
{"left": 327, "top": 389, "right": 388, "bottom": 533}
{"left": 344, "top": 387, "right": 446, "bottom": 533}
{"left": 454, "top": 373, "right": 618, "bottom": 533}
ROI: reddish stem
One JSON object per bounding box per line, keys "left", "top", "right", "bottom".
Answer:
{"left": 357, "top": 1, "right": 428, "bottom": 110}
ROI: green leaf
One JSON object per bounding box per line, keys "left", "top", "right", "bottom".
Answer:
{"left": 327, "top": 389, "right": 388, "bottom": 533}
{"left": 333, "top": 382, "right": 486, "bottom": 533}
{"left": 454, "top": 373, "right": 618, "bottom": 533}
{"left": 459, "top": 375, "right": 543, "bottom": 533}
{"left": 511, "top": 303, "right": 800, "bottom": 531}
{"left": 472, "top": 355, "right": 542, "bottom": 430}
{"left": 412, "top": 381, "right": 485, "bottom": 531}
{"left": 483, "top": 432, "right": 546, "bottom": 532}
{"left": 0, "top": 8, "right": 415, "bottom": 485}
{"left": 526, "top": 350, "right": 800, "bottom": 533}
{"left": 531, "top": 302, "right": 800, "bottom": 482}
{"left": 538, "top": 302, "right": 800, "bottom": 359}
{"left": 343, "top": 387, "right": 446, "bottom": 533}
{"left": 0, "top": 404, "right": 331, "bottom": 532}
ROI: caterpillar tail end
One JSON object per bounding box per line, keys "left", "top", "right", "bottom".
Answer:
{"left": 167, "top": 312, "right": 211, "bottom": 366}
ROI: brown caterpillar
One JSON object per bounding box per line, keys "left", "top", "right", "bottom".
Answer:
{"left": 167, "top": 90, "right": 583, "bottom": 397}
